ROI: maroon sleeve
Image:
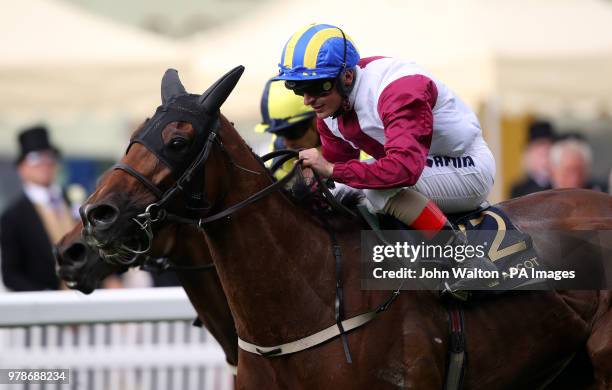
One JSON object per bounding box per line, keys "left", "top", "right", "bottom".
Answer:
{"left": 317, "top": 117, "right": 360, "bottom": 163}
{"left": 331, "top": 75, "right": 437, "bottom": 189}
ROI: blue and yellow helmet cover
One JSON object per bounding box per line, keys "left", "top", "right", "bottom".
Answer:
{"left": 275, "top": 23, "right": 360, "bottom": 81}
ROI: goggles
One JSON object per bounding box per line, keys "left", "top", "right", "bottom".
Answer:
{"left": 285, "top": 79, "right": 335, "bottom": 97}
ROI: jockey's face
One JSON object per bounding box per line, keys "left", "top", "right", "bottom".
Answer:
{"left": 303, "top": 88, "right": 342, "bottom": 118}
{"left": 302, "top": 70, "right": 354, "bottom": 119}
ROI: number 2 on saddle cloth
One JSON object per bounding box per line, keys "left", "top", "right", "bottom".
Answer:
{"left": 452, "top": 206, "right": 547, "bottom": 291}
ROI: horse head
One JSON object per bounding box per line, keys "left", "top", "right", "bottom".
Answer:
{"left": 56, "top": 218, "right": 240, "bottom": 367}
{"left": 79, "top": 67, "right": 244, "bottom": 265}
{"left": 55, "top": 222, "right": 126, "bottom": 294}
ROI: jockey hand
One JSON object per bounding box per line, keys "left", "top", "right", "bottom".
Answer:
{"left": 298, "top": 148, "right": 334, "bottom": 179}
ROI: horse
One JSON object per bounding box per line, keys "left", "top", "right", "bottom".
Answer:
{"left": 55, "top": 221, "right": 239, "bottom": 370}
{"left": 76, "top": 67, "right": 612, "bottom": 389}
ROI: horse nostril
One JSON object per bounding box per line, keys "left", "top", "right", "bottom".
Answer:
{"left": 87, "top": 203, "right": 119, "bottom": 228}
{"left": 63, "top": 242, "right": 87, "bottom": 264}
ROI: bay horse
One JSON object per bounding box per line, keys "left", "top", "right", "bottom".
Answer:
{"left": 56, "top": 222, "right": 239, "bottom": 370}
{"left": 77, "top": 67, "right": 612, "bottom": 389}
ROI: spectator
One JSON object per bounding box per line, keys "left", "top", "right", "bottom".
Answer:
{"left": 1, "top": 126, "right": 74, "bottom": 291}
{"left": 549, "top": 137, "right": 606, "bottom": 191}
{"left": 511, "top": 120, "right": 556, "bottom": 197}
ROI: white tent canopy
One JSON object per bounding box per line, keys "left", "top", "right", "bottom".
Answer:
{"left": 0, "top": 0, "right": 189, "bottom": 157}
{"left": 188, "top": 0, "right": 493, "bottom": 123}
{"left": 2, "top": 0, "right": 612, "bottom": 158}
{"left": 470, "top": 0, "right": 612, "bottom": 116}
{"left": 187, "top": 0, "right": 612, "bottom": 203}
{"left": 189, "top": 0, "right": 612, "bottom": 120}
{"left": 0, "top": 0, "right": 188, "bottom": 113}
{"left": 1, "top": 0, "right": 181, "bottom": 67}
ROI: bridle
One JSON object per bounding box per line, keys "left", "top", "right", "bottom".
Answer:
{"left": 98, "top": 92, "right": 405, "bottom": 366}
{"left": 105, "top": 111, "right": 352, "bottom": 269}
{"left": 87, "top": 65, "right": 391, "bottom": 366}
{"left": 80, "top": 92, "right": 221, "bottom": 267}
{"left": 89, "top": 64, "right": 354, "bottom": 269}
{"left": 101, "top": 93, "right": 307, "bottom": 267}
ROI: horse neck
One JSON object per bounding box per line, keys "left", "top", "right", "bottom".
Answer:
{"left": 171, "top": 226, "right": 238, "bottom": 365}
{"left": 206, "top": 119, "right": 339, "bottom": 343}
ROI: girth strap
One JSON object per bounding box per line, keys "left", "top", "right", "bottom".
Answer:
{"left": 327, "top": 223, "right": 352, "bottom": 363}
{"left": 445, "top": 304, "right": 466, "bottom": 390}
{"left": 238, "top": 311, "right": 376, "bottom": 357}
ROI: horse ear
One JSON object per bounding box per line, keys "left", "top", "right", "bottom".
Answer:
{"left": 161, "top": 68, "right": 187, "bottom": 104}
{"left": 199, "top": 65, "right": 245, "bottom": 114}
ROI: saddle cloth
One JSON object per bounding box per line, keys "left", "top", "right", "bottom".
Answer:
{"left": 361, "top": 205, "right": 546, "bottom": 292}
{"left": 449, "top": 206, "right": 546, "bottom": 291}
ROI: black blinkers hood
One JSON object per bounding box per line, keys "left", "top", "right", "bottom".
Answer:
{"left": 125, "top": 65, "right": 245, "bottom": 180}
{"left": 127, "top": 94, "right": 218, "bottom": 179}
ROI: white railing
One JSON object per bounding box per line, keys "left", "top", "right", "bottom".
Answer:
{"left": 0, "top": 288, "right": 233, "bottom": 390}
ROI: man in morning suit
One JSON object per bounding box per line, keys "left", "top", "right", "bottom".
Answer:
{"left": 1, "top": 126, "right": 74, "bottom": 291}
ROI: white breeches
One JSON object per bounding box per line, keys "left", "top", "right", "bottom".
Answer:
{"left": 363, "top": 139, "right": 496, "bottom": 214}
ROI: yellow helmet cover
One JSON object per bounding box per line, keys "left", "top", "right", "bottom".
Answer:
{"left": 254, "top": 79, "right": 315, "bottom": 133}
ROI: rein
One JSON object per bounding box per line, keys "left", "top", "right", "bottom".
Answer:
{"left": 110, "top": 130, "right": 402, "bottom": 362}
{"left": 144, "top": 257, "right": 215, "bottom": 272}
{"left": 140, "top": 225, "right": 216, "bottom": 274}
{"left": 165, "top": 149, "right": 304, "bottom": 227}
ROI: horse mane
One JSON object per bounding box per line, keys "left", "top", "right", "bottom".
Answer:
{"left": 217, "top": 113, "right": 363, "bottom": 232}
{"left": 218, "top": 114, "right": 272, "bottom": 174}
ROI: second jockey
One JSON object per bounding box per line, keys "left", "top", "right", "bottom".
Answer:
{"left": 255, "top": 79, "right": 320, "bottom": 179}
{"left": 274, "top": 23, "right": 497, "bottom": 295}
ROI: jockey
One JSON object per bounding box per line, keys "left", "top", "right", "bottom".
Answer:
{"left": 255, "top": 79, "right": 320, "bottom": 179}
{"left": 274, "top": 23, "right": 497, "bottom": 293}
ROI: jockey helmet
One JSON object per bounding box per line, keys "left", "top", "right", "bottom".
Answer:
{"left": 254, "top": 79, "right": 315, "bottom": 137}
{"left": 274, "top": 23, "right": 360, "bottom": 82}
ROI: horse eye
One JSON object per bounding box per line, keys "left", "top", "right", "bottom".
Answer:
{"left": 168, "top": 137, "right": 188, "bottom": 150}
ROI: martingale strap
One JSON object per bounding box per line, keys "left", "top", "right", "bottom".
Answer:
{"left": 238, "top": 311, "right": 376, "bottom": 357}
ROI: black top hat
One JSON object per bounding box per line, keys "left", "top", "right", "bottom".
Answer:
{"left": 16, "top": 125, "right": 60, "bottom": 164}
{"left": 528, "top": 120, "right": 557, "bottom": 143}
